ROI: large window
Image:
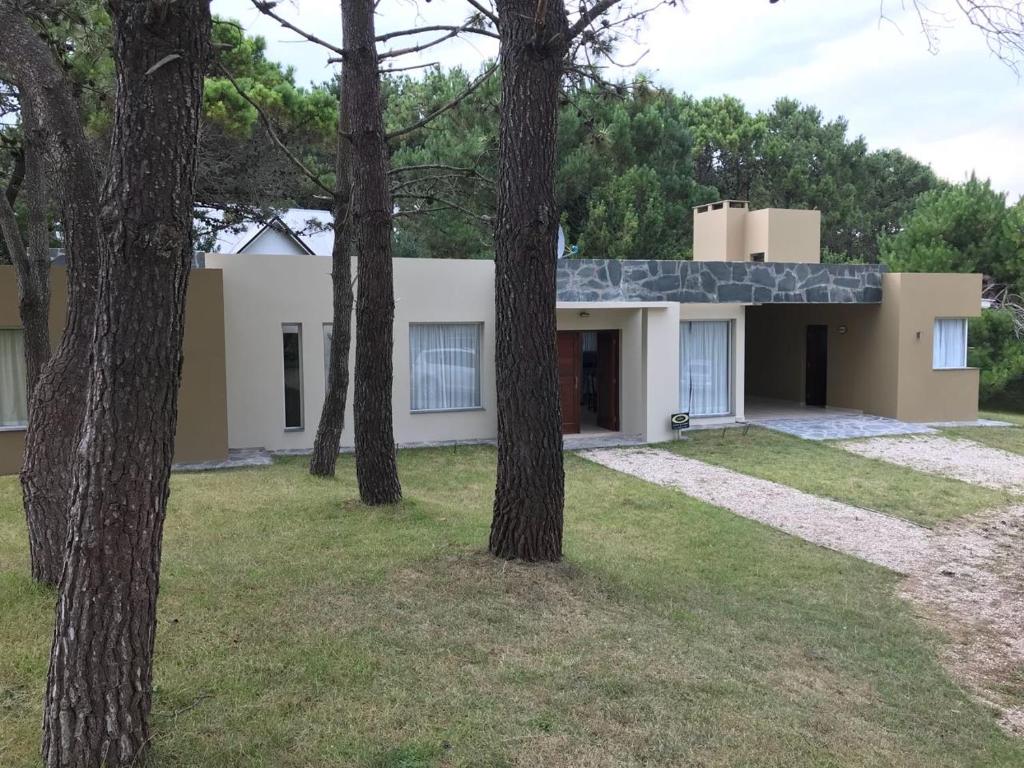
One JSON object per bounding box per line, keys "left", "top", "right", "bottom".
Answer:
{"left": 680, "top": 320, "right": 731, "bottom": 417}
{"left": 933, "top": 318, "right": 968, "bottom": 369}
{"left": 410, "top": 323, "right": 482, "bottom": 412}
{"left": 282, "top": 323, "right": 303, "bottom": 429}
{"left": 0, "top": 329, "right": 28, "bottom": 428}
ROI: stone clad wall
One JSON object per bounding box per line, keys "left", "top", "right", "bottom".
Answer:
{"left": 556, "top": 260, "right": 886, "bottom": 304}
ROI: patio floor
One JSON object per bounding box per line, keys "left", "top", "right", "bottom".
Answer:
{"left": 745, "top": 398, "right": 937, "bottom": 440}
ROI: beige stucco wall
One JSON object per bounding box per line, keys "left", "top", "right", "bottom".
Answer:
{"left": 889, "top": 272, "right": 981, "bottom": 422}
{"left": 207, "top": 253, "right": 499, "bottom": 451}
{"left": 0, "top": 266, "right": 228, "bottom": 475}
{"left": 745, "top": 272, "right": 981, "bottom": 422}
{"left": 746, "top": 209, "right": 820, "bottom": 263}
{"left": 693, "top": 202, "right": 749, "bottom": 261}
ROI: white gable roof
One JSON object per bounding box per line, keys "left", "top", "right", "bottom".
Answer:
{"left": 197, "top": 208, "right": 335, "bottom": 255}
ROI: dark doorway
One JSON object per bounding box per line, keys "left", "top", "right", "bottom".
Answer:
{"left": 596, "top": 330, "right": 620, "bottom": 430}
{"left": 559, "top": 329, "right": 621, "bottom": 434}
{"left": 557, "top": 331, "right": 581, "bottom": 434}
{"left": 805, "top": 324, "right": 828, "bottom": 407}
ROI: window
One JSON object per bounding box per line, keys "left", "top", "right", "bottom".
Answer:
{"left": 0, "top": 329, "right": 28, "bottom": 428}
{"left": 282, "top": 323, "right": 303, "bottom": 429}
{"left": 680, "top": 320, "right": 731, "bottom": 417}
{"left": 933, "top": 318, "right": 968, "bottom": 369}
{"left": 323, "top": 323, "right": 333, "bottom": 389}
{"left": 410, "top": 323, "right": 482, "bottom": 412}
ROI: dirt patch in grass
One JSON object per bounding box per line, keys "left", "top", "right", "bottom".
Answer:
{"left": 903, "top": 506, "right": 1024, "bottom": 734}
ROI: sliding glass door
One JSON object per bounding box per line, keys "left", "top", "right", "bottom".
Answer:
{"left": 680, "top": 320, "right": 731, "bottom": 417}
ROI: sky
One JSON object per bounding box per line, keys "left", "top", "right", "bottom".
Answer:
{"left": 213, "top": 0, "right": 1024, "bottom": 201}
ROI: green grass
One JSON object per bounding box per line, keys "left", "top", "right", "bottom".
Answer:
{"left": 941, "top": 412, "right": 1024, "bottom": 456}
{"left": 1, "top": 449, "right": 1021, "bottom": 767}
{"left": 660, "top": 426, "right": 1012, "bottom": 527}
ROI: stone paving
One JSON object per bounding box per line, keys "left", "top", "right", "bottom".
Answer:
{"left": 172, "top": 448, "right": 274, "bottom": 472}
{"left": 750, "top": 414, "right": 936, "bottom": 441}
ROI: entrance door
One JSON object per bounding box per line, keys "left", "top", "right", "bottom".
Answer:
{"left": 805, "top": 325, "right": 828, "bottom": 407}
{"left": 557, "top": 331, "right": 581, "bottom": 434}
{"left": 596, "top": 330, "right": 620, "bottom": 431}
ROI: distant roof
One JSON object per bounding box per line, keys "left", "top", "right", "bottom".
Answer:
{"left": 196, "top": 208, "right": 335, "bottom": 255}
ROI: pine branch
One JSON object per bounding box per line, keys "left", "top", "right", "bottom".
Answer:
{"left": 250, "top": 1, "right": 346, "bottom": 57}
{"left": 217, "top": 65, "right": 335, "bottom": 198}
{"left": 386, "top": 63, "right": 497, "bottom": 141}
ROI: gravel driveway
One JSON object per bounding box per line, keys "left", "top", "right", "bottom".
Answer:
{"left": 581, "top": 447, "right": 931, "bottom": 573}
{"left": 840, "top": 435, "right": 1024, "bottom": 492}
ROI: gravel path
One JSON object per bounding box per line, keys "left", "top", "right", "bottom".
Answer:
{"left": 840, "top": 435, "right": 1024, "bottom": 492}
{"left": 580, "top": 447, "right": 931, "bottom": 573}
{"left": 902, "top": 506, "right": 1024, "bottom": 734}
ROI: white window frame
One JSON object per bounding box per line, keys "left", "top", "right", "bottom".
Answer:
{"left": 0, "top": 327, "right": 28, "bottom": 431}
{"left": 409, "top": 322, "right": 484, "bottom": 413}
{"left": 282, "top": 323, "right": 304, "bottom": 431}
{"left": 323, "top": 323, "right": 333, "bottom": 390}
{"left": 932, "top": 318, "right": 969, "bottom": 370}
{"left": 679, "top": 319, "right": 734, "bottom": 418}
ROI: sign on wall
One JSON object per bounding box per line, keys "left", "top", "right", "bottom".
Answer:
{"left": 670, "top": 412, "right": 690, "bottom": 430}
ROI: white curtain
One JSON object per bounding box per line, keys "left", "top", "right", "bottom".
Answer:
{"left": 0, "top": 329, "right": 28, "bottom": 427}
{"left": 410, "top": 323, "right": 481, "bottom": 411}
{"left": 680, "top": 321, "right": 730, "bottom": 417}
{"left": 933, "top": 318, "right": 967, "bottom": 369}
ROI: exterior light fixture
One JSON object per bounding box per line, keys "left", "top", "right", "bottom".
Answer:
{"left": 837, "top": 325, "right": 848, "bottom": 335}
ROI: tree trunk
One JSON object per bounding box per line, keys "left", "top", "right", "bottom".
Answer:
{"left": 0, "top": 7, "right": 102, "bottom": 587}
{"left": 344, "top": 0, "right": 402, "bottom": 505}
{"left": 309, "top": 81, "right": 354, "bottom": 478}
{"left": 41, "top": 2, "right": 211, "bottom": 766}
{"left": 489, "top": 0, "right": 569, "bottom": 562}
{"left": 0, "top": 128, "right": 51, "bottom": 393}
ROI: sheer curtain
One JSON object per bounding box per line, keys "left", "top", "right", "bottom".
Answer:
{"left": 410, "top": 323, "right": 482, "bottom": 411}
{"left": 933, "top": 318, "right": 967, "bottom": 369}
{"left": 0, "top": 329, "right": 28, "bottom": 427}
{"left": 680, "top": 321, "right": 730, "bottom": 417}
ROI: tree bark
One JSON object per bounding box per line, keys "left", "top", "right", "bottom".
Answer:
{"left": 309, "top": 79, "right": 354, "bottom": 478}
{"left": 0, "top": 5, "right": 103, "bottom": 587}
{"left": 0, "top": 129, "right": 51, "bottom": 393}
{"left": 41, "top": 2, "right": 211, "bottom": 766}
{"left": 344, "top": 0, "right": 402, "bottom": 505}
{"left": 489, "top": 0, "right": 569, "bottom": 562}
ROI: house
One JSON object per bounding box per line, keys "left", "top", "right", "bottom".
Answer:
{"left": 196, "top": 207, "right": 334, "bottom": 256}
{"left": 0, "top": 201, "right": 981, "bottom": 474}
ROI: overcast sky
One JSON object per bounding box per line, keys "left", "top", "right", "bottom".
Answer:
{"left": 213, "top": 0, "right": 1023, "bottom": 200}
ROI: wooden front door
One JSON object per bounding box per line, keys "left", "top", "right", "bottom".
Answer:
{"left": 805, "top": 324, "right": 828, "bottom": 407}
{"left": 596, "top": 330, "right": 620, "bottom": 431}
{"left": 557, "top": 331, "right": 581, "bottom": 434}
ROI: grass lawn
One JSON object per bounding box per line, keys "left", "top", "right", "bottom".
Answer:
{"left": 661, "top": 426, "right": 1012, "bottom": 527}
{"left": 2, "top": 448, "right": 1022, "bottom": 767}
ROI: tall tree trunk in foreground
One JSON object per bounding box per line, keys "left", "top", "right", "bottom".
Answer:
{"left": 309, "top": 83, "right": 354, "bottom": 478}
{"left": 41, "top": 2, "right": 211, "bottom": 765}
{"left": 345, "top": 0, "right": 402, "bottom": 505}
{"left": 0, "top": 7, "right": 102, "bottom": 586}
{"left": 489, "top": 0, "right": 569, "bottom": 561}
